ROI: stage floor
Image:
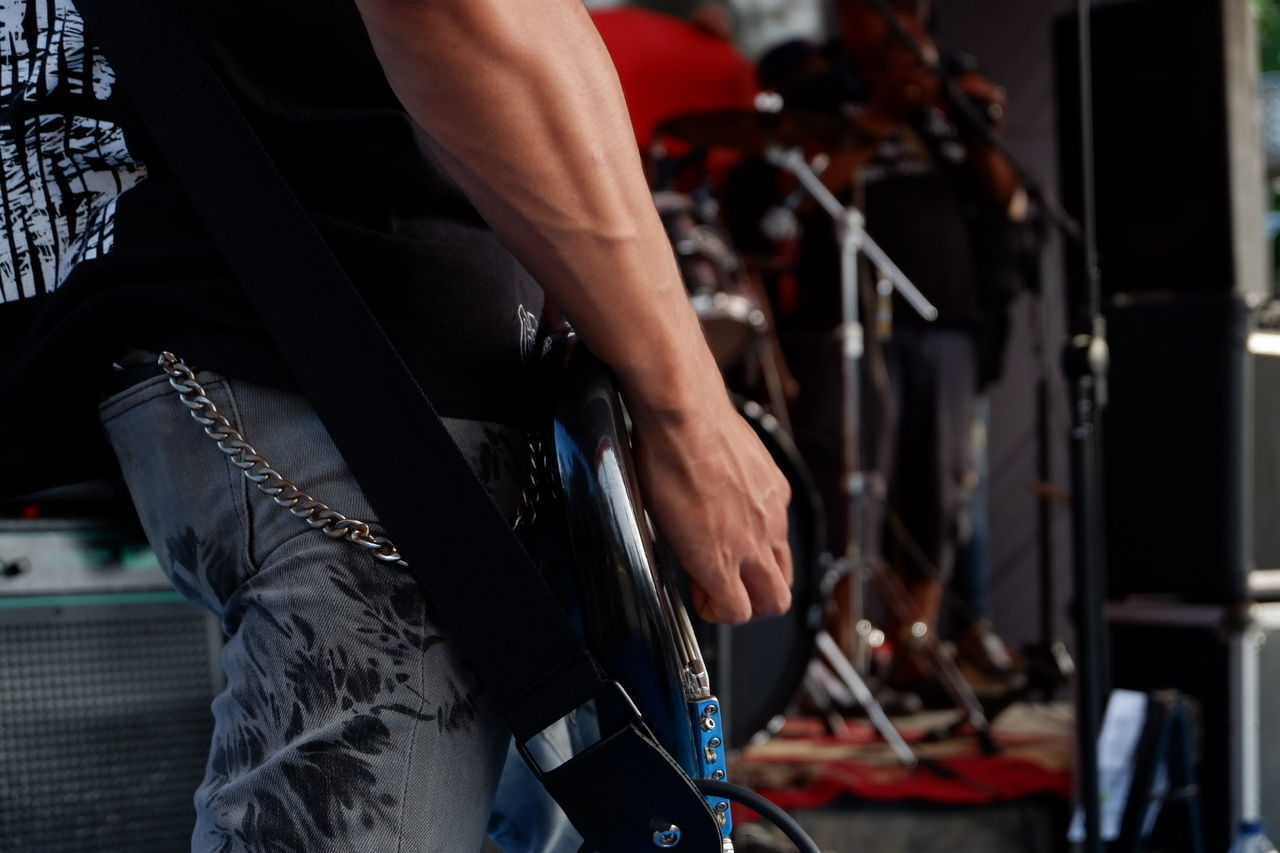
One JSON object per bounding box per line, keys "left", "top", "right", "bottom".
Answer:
{"left": 735, "top": 795, "right": 1069, "bottom": 853}
{"left": 731, "top": 702, "right": 1075, "bottom": 852}
{"left": 481, "top": 703, "right": 1075, "bottom": 852}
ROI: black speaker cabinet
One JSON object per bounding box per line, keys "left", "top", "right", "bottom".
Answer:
{"left": 1055, "top": 0, "right": 1267, "bottom": 306}
{"left": 0, "top": 520, "right": 220, "bottom": 852}
{"left": 1101, "top": 294, "right": 1252, "bottom": 602}
{"left": 1099, "top": 295, "right": 1280, "bottom": 602}
{"left": 1055, "top": 0, "right": 1270, "bottom": 601}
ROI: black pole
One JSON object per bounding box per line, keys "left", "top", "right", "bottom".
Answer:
{"left": 1031, "top": 291, "right": 1062, "bottom": 701}
{"left": 1065, "top": 1, "right": 1107, "bottom": 851}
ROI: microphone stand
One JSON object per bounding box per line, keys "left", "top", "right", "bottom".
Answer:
{"left": 767, "top": 145, "right": 998, "bottom": 754}
{"left": 1063, "top": 3, "right": 1107, "bottom": 850}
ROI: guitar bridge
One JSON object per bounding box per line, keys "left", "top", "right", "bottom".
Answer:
{"left": 690, "top": 697, "right": 733, "bottom": 836}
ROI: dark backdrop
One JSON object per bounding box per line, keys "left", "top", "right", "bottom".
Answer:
{"left": 933, "top": 0, "right": 1077, "bottom": 652}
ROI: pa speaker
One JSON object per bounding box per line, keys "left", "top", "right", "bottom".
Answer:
{"left": 1101, "top": 294, "right": 1252, "bottom": 603}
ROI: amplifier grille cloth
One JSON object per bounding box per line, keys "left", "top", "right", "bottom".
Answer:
{"left": 0, "top": 603, "right": 218, "bottom": 852}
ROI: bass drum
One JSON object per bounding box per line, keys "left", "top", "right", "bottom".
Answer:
{"left": 685, "top": 399, "right": 825, "bottom": 748}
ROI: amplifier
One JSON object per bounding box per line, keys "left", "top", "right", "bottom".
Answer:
{"left": 0, "top": 520, "right": 221, "bottom": 853}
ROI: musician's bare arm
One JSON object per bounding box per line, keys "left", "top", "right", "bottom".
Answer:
{"left": 353, "top": 0, "right": 792, "bottom": 624}
{"left": 951, "top": 72, "right": 1024, "bottom": 216}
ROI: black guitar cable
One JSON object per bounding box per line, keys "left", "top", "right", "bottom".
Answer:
{"left": 694, "top": 780, "right": 823, "bottom": 853}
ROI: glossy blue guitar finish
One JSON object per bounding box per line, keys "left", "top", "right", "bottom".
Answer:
{"left": 546, "top": 337, "right": 734, "bottom": 838}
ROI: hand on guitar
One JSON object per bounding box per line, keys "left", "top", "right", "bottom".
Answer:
{"left": 354, "top": 0, "right": 793, "bottom": 624}
{"left": 623, "top": 359, "right": 794, "bottom": 626}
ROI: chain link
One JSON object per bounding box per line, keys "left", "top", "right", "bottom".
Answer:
{"left": 513, "top": 432, "right": 547, "bottom": 530}
{"left": 157, "top": 352, "right": 408, "bottom": 566}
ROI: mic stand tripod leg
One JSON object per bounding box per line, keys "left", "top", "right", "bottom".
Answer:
{"left": 801, "top": 666, "right": 851, "bottom": 739}
{"left": 814, "top": 630, "right": 917, "bottom": 766}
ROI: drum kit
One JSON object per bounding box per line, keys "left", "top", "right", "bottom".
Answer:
{"left": 651, "top": 104, "right": 998, "bottom": 756}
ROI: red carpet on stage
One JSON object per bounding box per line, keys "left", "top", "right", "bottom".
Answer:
{"left": 733, "top": 704, "right": 1074, "bottom": 820}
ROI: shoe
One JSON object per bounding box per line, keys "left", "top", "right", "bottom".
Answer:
{"left": 882, "top": 646, "right": 952, "bottom": 710}
{"left": 953, "top": 621, "right": 1022, "bottom": 679}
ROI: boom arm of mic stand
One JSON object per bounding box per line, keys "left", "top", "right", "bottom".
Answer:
{"left": 764, "top": 145, "right": 938, "bottom": 322}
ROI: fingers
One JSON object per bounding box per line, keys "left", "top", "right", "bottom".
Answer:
{"left": 632, "top": 402, "right": 795, "bottom": 627}
{"left": 695, "top": 558, "right": 791, "bottom": 625}
{"left": 774, "top": 539, "right": 794, "bottom": 589}
{"left": 696, "top": 547, "right": 792, "bottom": 624}
{"left": 696, "top": 567, "right": 754, "bottom": 625}
{"left": 770, "top": 479, "right": 793, "bottom": 589}
{"left": 740, "top": 551, "right": 792, "bottom": 619}
{"left": 699, "top": 452, "right": 793, "bottom": 625}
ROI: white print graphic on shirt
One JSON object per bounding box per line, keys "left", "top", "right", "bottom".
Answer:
{"left": 0, "top": 0, "right": 146, "bottom": 304}
{"left": 517, "top": 303, "right": 538, "bottom": 364}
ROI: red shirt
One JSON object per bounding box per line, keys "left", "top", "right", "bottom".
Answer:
{"left": 591, "top": 8, "right": 757, "bottom": 150}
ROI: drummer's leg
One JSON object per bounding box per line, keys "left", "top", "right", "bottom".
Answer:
{"left": 885, "top": 328, "right": 978, "bottom": 623}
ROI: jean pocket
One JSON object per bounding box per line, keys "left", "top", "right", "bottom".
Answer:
{"left": 98, "top": 371, "right": 173, "bottom": 425}
{"left": 101, "top": 366, "right": 255, "bottom": 613}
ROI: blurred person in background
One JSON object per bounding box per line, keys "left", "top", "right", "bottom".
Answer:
{"left": 727, "top": 0, "right": 1034, "bottom": 693}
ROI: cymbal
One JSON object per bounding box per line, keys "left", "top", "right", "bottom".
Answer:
{"left": 655, "top": 108, "right": 855, "bottom": 153}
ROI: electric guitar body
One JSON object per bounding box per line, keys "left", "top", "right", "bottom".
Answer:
{"left": 541, "top": 335, "right": 734, "bottom": 842}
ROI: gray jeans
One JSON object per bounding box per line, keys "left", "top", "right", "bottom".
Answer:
{"left": 101, "top": 369, "right": 578, "bottom": 853}
{"left": 881, "top": 326, "right": 978, "bottom": 584}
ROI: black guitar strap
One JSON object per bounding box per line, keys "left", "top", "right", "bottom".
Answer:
{"left": 73, "top": 1, "right": 721, "bottom": 849}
